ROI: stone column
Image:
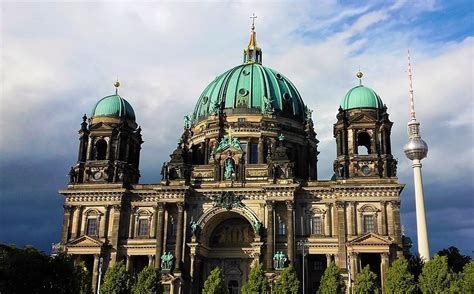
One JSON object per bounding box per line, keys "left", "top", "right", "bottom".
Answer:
{"left": 174, "top": 202, "right": 185, "bottom": 272}
{"left": 148, "top": 255, "right": 154, "bottom": 266}
{"left": 109, "top": 205, "right": 121, "bottom": 263}
{"left": 155, "top": 204, "right": 165, "bottom": 269}
{"left": 74, "top": 206, "right": 83, "bottom": 238}
{"left": 380, "top": 201, "right": 387, "bottom": 235}
{"left": 61, "top": 205, "right": 72, "bottom": 242}
{"left": 326, "top": 254, "right": 333, "bottom": 267}
{"left": 125, "top": 255, "right": 132, "bottom": 271}
{"left": 390, "top": 201, "right": 403, "bottom": 256}
{"left": 325, "top": 203, "right": 332, "bottom": 237}
{"left": 128, "top": 207, "right": 136, "bottom": 239}
{"left": 347, "top": 202, "right": 354, "bottom": 237}
{"left": 357, "top": 212, "right": 363, "bottom": 235}
{"left": 258, "top": 137, "right": 264, "bottom": 164}
{"left": 266, "top": 201, "right": 274, "bottom": 270}
{"left": 381, "top": 252, "right": 389, "bottom": 291}
{"left": 286, "top": 201, "right": 294, "bottom": 263}
{"left": 91, "top": 254, "right": 100, "bottom": 293}
{"left": 387, "top": 202, "right": 394, "bottom": 236}
{"left": 352, "top": 202, "right": 358, "bottom": 235}
{"left": 204, "top": 139, "right": 210, "bottom": 164}
{"left": 335, "top": 201, "right": 347, "bottom": 268}
{"left": 99, "top": 206, "right": 110, "bottom": 239}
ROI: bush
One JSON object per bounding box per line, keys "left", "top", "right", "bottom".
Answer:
{"left": 353, "top": 265, "right": 379, "bottom": 294}
{"left": 100, "top": 261, "right": 132, "bottom": 294}
{"left": 274, "top": 264, "right": 300, "bottom": 294}
{"left": 317, "top": 261, "right": 345, "bottom": 294}
{"left": 241, "top": 262, "right": 269, "bottom": 294}
{"left": 202, "top": 266, "right": 228, "bottom": 294}
{"left": 385, "top": 257, "right": 416, "bottom": 294}
{"left": 132, "top": 266, "right": 162, "bottom": 294}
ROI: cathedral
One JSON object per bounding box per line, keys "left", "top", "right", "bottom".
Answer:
{"left": 58, "top": 22, "right": 406, "bottom": 294}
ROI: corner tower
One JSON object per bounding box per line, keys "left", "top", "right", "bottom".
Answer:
{"left": 333, "top": 72, "right": 397, "bottom": 179}
{"left": 69, "top": 81, "right": 143, "bottom": 185}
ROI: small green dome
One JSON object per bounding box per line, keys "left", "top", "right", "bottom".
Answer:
{"left": 91, "top": 94, "right": 135, "bottom": 120}
{"left": 340, "top": 85, "right": 384, "bottom": 110}
{"left": 192, "top": 63, "right": 306, "bottom": 122}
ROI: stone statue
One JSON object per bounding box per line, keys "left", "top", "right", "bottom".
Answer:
{"left": 304, "top": 105, "right": 313, "bottom": 122}
{"left": 184, "top": 115, "right": 192, "bottom": 129}
{"left": 252, "top": 221, "right": 261, "bottom": 235}
{"left": 160, "top": 162, "right": 169, "bottom": 181}
{"left": 161, "top": 252, "right": 174, "bottom": 271}
{"left": 263, "top": 96, "right": 274, "bottom": 114}
{"left": 224, "top": 158, "right": 234, "bottom": 180}
{"left": 230, "top": 136, "right": 242, "bottom": 150}
{"left": 68, "top": 167, "right": 77, "bottom": 184}
{"left": 273, "top": 251, "right": 287, "bottom": 270}
{"left": 190, "top": 216, "right": 199, "bottom": 236}
{"left": 210, "top": 101, "right": 220, "bottom": 115}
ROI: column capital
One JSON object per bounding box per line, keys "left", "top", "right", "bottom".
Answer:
{"left": 103, "top": 204, "right": 111, "bottom": 210}
{"left": 285, "top": 200, "right": 294, "bottom": 210}
{"left": 177, "top": 202, "right": 185, "bottom": 212}
{"left": 335, "top": 201, "right": 345, "bottom": 209}
{"left": 390, "top": 200, "right": 401, "bottom": 209}
{"left": 63, "top": 205, "right": 73, "bottom": 213}
{"left": 381, "top": 252, "right": 390, "bottom": 259}
{"left": 266, "top": 201, "right": 274, "bottom": 210}
{"left": 154, "top": 203, "right": 165, "bottom": 211}
{"left": 380, "top": 200, "right": 387, "bottom": 206}
{"left": 112, "top": 204, "right": 121, "bottom": 212}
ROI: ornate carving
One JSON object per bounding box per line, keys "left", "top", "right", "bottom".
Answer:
{"left": 335, "top": 201, "right": 345, "bottom": 209}
{"left": 265, "top": 201, "right": 274, "bottom": 210}
{"left": 112, "top": 205, "right": 121, "bottom": 212}
{"left": 189, "top": 216, "right": 199, "bottom": 236}
{"left": 176, "top": 202, "right": 184, "bottom": 212}
{"left": 252, "top": 221, "right": 262, "bottom": 235}
{"left": 285, "top": 200, "right": 294, "bottom": 210}
{"left": 211, "top": 192, "right": 243, "bottom": 210}
{"left": 390, "top": 200, "right": 401, "bottom": 209}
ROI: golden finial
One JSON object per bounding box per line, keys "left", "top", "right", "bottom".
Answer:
{"left": 114, "top": 78, "right": 120, "bottom": 94}
{"left": 356, "top": 70, "right": 363, "bottom": 85}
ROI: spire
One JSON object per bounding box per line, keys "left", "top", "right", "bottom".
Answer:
{"left": 407, "top": 50, "right": 416, "bottom": 121}
{"left": 243, "top": 13, "right": 262, "bottom": 64}
{"left": 114, "top": 78, "right": 120, "bottom": 95}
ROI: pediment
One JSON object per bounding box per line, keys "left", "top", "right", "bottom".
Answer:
{"left": 66, "top": 235, "right": 104, "bottom": 247}
{"left": 348, "top": 233, "right": 392, "bottom": 246}
{"left": 349, "top": 113, "right": 376, "bottom": 123}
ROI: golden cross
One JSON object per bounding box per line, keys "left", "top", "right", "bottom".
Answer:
{"left": 250, "top": 13, "right": 257, "bottom": 31}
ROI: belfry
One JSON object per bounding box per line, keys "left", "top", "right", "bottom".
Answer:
{"left": 57, "top": 19, "right": 408, "bottom": 294}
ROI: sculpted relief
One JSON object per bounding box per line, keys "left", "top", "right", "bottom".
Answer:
{"left": 210, "top": 218, "right": 254, "bottom": 247}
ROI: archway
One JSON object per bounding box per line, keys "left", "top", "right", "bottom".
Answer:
{"left": 197, "top": 211, "right": 259, "bottom": 294}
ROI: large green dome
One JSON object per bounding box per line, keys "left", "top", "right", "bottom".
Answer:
{"left": 192, "top": 63, "right": 306, "bottom": 122}
{"left": 91, "top": 94, "right": 136, "bottom": 120}
{"left": 341, "top": 85, "right": 384, "bottom": 110}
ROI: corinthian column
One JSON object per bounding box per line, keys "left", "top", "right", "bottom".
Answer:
{"left": 266, "top": 201, "right": 274, "bottom": 270}
{"left": 286, "top": 201, "right": 294, "bottom": 263}
{"left": 174, "top": 203, "right": 184, "bottom": 272}
{"left": 155, "top": 204, "right": 165, "bottom": 269}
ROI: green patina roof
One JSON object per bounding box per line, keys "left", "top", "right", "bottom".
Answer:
{"left": 91, "top": 94, "right": 136, "bottom": 120}
{"left": 192, "top": 63, "right": 306, "bottom": 122}
{"left": 341, "top": 85, "right": 384, "bottom": 110}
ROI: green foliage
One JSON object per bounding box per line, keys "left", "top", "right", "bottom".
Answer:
{"left": 274, "top": 264, "right": 300, "bottom": 294}
{"left": 0, "top": 244, "right": 89, "bottom": 294}
{"left": 317, "top": 261, "right": 345, "bottom": 294}
{"left": 385, "top": 257, "right": 417, "bottom": 294}
{"left": 202, "top": 266, "right": 228, "bottom": 294}
{"left": 407, "top": 254, "right": 424, "bottom": 282}
{"left": 132, "top": 266, "right": 162, "bottom": 294}
{"left": 451, "top": 261, "right": 474, "bottom": 293}
{"left": 241, "top": 262, "right": 269, "bottom": 294}
{"left": 100, "top": 261, "right": 132, "bottom": 294}
{"left": 419, "top": 255, "right": 452, "bottom": 293}
{"left": 354, "top": 265, "right": 380, "bottom": 294}
{"left": 437, "top": 246, "right": 471, "bottom": 274}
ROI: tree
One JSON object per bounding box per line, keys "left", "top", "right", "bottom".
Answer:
{"left": 385, "top": 257, "right": 416, "bottom": 294}
{"left": 407, "top": 254, "right": 424, "bottom": 282}
{"left": 274, "top": 264, "right": 300, "bottom": 294}
{"left": 241, "top": 262, "right": 269, "bottom": 294}
{"left": 0, "top": 244, "right": 89, "bottom": 294}
{"left": 202, "top": 266, "right": 228, "bottom": 294}
{"left": 437, "top": 246, "right": 471, "bottom": 274}
{"left": 354, "top": 265, "right": 380, "bottom": 294}
{"left": 317, "top": 261, "right": 345, "bottom": 294}
{"left": 419, "top": 255, "right": 452, "bottom": 293}
{"left": 132, "top": 266, "right": 162, "bottom": 294}
{"left": 100, "top": 261, "right": 132, "bottom": 294}
{"left": 450, "top": 261, "right": 474, "bottom": 293}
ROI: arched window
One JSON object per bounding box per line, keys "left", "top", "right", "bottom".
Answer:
{"left": 95, "top": 139, "right": 107, "bottom": 160}
{"left": 357, "top": 131, "right": 371, "bottom": 155}
{"left": 363, "top": 215, "right": 375, "bottom": 233}
{"left": 84, "top": 209, "right": 101, "bottom": 236}
{"left": 359, "top": 204, "right": 379, "bottom": 234}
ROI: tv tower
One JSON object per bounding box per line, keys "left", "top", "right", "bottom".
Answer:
{"left": 403, "top": 50, "right": 430, "bottom": 261}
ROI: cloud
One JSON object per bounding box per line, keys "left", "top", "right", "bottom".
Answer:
{"left": 1, "top": 1, "right": 472, "bottom": 256}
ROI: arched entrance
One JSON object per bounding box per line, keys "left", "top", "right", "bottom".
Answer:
{"left": 196, "top": 210, "right": 261, "bottom": 294}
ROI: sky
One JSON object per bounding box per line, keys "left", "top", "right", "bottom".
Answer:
{"left": 1, "top": 0, "right": 473, "bottom": 257}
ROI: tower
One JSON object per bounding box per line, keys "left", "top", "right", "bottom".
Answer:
{"left": 69, "top": 81, "right": 143, "bottom": 186}
{"left": 333, "top": 72, "right": 397, "bottom": 179}
{"left": 403, "top": 50, "right": 430, "bottom": 261}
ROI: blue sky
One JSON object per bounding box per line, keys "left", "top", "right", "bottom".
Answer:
{"left": 1, "top": 0, "right": 473, "bottom": 257}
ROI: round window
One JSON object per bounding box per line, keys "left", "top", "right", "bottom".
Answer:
{"left": 238, "top": 88, "right": 249, "bottom": 96}
{"left": 361, "top": 165, "right": 371, "bottom": 175}
{"left": 242, "top": 69, "right": 250, "bottom": 76}
{"left": 202, "top": 96, "right": 209, "bottom": 104}
{"left": 276, "top": 73, "right": 283, "bottom": 80}
{"left": 283, "top": 93, "right": 291, "bottom": 100}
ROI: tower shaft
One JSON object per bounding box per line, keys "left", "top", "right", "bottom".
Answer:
{"left": 412, "top": 159, "right": 430, "bottom": 260}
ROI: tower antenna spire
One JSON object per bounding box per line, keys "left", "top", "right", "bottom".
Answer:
{"left": 407, "top": 50, "right": 416, "bottom": 121}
